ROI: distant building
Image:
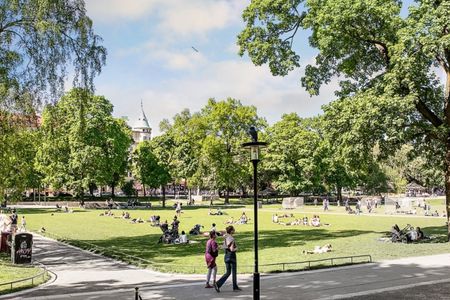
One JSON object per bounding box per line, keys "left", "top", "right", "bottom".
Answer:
{"left": 131, "top": 100, "right": 152, "bottom": 145}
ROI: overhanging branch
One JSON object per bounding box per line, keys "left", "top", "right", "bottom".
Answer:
{"left": 415, "top": 99, "right": 444, "bottom": 127}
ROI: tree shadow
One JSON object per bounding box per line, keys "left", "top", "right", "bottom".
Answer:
{"left": 65, "top": 228, "right": 374, "bottom": 267}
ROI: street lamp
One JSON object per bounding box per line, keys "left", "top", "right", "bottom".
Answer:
{"left": 242, "top": 126, "right": 267, "bottom": 300}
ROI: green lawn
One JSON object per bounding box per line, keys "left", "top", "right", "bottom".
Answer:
{"left": 0, "top": 252, "right": 49, "bottom": 294}
{"left": 18, "top": 202, "right": 450, "bottom": 274}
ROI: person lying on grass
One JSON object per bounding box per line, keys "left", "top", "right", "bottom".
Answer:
{"left": 303, "top": 244, "right": 332, "bottom": 254}
{"left": 279, "top": 219, "right": 301, "bottom": 226}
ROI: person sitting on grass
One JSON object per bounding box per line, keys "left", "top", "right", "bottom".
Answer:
{"left": 272, "top": 214, "right": 279, "bottom": 223}
{"left": 238, "top": 212, "right": 248, "bottom": 224}
{"left": 311, "top": 215, "right": 321, "bottom": 227}
{"left": 302, "top": 216, "right": 309, "bottom": 226}
{"left": 179, "top": 231, "right": 188, "bottom": 244}
{"left": 122, "top": 212, "right": 130, "bottom": 219}
{"left": 149, "top": 215, "right": 161, "bottom": 226}
{"left": 303, "top": 244, "right": 332, "bottom": 254}
{"left": 416, "top": 227, "right": 425, "bottom": 240}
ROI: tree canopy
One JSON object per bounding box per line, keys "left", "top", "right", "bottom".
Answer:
{"left": 238, "top": 0, "right": 450, "bottom": 239}
{"left": 0, "top": 0, "right": 106, "bottom": 109}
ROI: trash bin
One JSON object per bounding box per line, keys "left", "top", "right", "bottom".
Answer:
{"left": 0, "top": 231, "right": 11, "bottom": 253}
{"left": 11, "top": 233, "right": 33, "bottom": 264}
{"left": 257, "top": 201, "right": 262, "bottom": 209}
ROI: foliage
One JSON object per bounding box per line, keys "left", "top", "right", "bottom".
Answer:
{"left": 265, "top": 113, "right": 323, "bottom": 195}
{"left": 132, "top": 140, "right": 171, "bottom": 206}
{"left": 0, "top": 125, "right": 41, "bottom": 201}
{"left": 197, "top": 98, "right": 266, "bottom": 203}
{"left": 238, "top": 0, "right": 450, "bottom": 238}
{"left": 121, "top": 180, "right": 136, "bottom": 198}
{"left": 0, "top": 0, "right": 106, "bottom": 109}
{"left": 36, "top": 89, "right": 131, "bottom": 197}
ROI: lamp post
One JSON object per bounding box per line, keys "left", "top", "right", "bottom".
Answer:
{"left": 242, "top": 126, "right": 267, "bottom": 300}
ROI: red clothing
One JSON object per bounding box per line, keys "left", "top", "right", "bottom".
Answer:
{"left": 205, "top": 239, "right": 218, "bottom": 268}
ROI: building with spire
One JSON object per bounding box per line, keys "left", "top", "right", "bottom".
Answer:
{"left": 131, "top": 100, "right": 152, "bottom": 145}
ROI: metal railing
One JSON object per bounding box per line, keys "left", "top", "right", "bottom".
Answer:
{"left": 149, "top": 254, "right": 372, "bottom": 274}
{"left": 0, "top": 264, "right": 49, "bottom": 292}
{"left": 258, "top": 254, "right": 372, "bottom": 272}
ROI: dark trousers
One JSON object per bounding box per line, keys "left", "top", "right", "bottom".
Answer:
{"left": 216, "top": 262, "right": 238, "bottom": 289}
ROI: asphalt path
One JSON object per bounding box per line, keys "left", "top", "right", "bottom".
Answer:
{"left": 2, "top": 234, "right": 450, "bottom": 300}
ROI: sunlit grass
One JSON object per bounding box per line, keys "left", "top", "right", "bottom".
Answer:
{"left": 18, "top": 201, "right": 450, "bottom": 274}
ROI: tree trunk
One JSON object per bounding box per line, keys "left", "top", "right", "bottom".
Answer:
{"left": 188, "top": 188, "right": 192, "bottom": 205}
{"left": 162, "top": 185, "right": 166, "bottom": 208}
{"left": 337, "top": 185, "right": 343, "bottom": 203}
{"left": 143, "top": 185, "right": 146, "bottom": 197}
{"left": 224, "top": 186, "right": 230, "bottom": 204}
{"left": 111, "top": 183, "right": 115, "bottom": 198}
{"left": 445, "top": 71, "right": 450, "bottom": 242}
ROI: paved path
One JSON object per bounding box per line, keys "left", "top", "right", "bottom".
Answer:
{"left": 2, "top": 234, "right": 450, "bottom": 300}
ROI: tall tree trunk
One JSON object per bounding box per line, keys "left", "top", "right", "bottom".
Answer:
{"left": 445, "top": 135, "right": 450, "bottom": 242}
{"left": 337, "top": 185, "right": 343, "bottom": 203}
{"left": 111, "top": 183, "right": 115, "bottom": 198}
{"left": 143, "top": 185, "right": 146, "bottom": 197}
{"left": 224, "top": 186, "right": 230, "bottom": 204}
{"left": 445, "top": 71, "right": 450, "bottom": 242}
{"left": 188, "top": 188, "right": 192, "bottom": 205}
{"left": 162, "top": 185, "right": 166, "bottom": 208}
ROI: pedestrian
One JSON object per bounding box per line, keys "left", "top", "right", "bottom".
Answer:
{"left": 214, "top": 225, "right": 241, "bottom": 292}
{"left": 10, "top": 209, "right": 18, "bottom": 233}
{"left": 205, "top": 231, "right": 219, "bottom": 288}
{"left": 20, "top": 216, "right": 26, "bottom": 232}
{"left": 175, "top": 202, "right": 182, "bottom": 217}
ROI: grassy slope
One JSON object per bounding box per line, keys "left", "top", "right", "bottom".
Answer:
{"left": 18, "top": 201, "right": 450, "bottom": 274}
{"left": 0, "top": 253, "right": 48, "bottom": 294}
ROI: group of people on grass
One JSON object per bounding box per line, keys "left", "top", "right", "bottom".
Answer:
{"left": 272, "top": 214, "right": 322, "bottom": 227}
{"left": 391, "top": 224, "right": 426, "bottom": 243}
{"left": 0, "top": 209, "right": 26, "bottom": 233}
{"left": 224, "top": 212, "right": 249, "bottom": 225}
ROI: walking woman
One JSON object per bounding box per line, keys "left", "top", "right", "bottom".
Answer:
{"left": 214, "top": 225, "right": 241, "bottom": 292}
{"left": 205, "top": 231, "right": 219, "bottom": 288}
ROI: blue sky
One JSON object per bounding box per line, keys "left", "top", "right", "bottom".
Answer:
{"left": 84, "top": 0, "right": 416, "bottom": 135}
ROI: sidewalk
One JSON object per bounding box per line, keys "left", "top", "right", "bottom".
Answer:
{"left": 4, "top": 234, "right": 450, "bottom": 299}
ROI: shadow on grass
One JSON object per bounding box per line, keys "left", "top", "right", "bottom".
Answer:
{"left": 380, "top": 225, "right": 448, "bottom": 244}
{"left": 64, "top": 228, "right": 374, "bottom": 266}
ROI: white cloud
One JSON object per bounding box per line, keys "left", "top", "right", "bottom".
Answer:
{"left": 87, "top": 0, "right": 247, "bottom": 38}
{"left": 158, "top": 0, "right": 247, "bottom": 37}
{"left": 85, "top": 0, "right": 160, "bottom": 22}
{"left": 102, "top": 57, "right": 337, "bottom": 136}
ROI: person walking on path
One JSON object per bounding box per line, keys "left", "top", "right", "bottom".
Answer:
{"left": 205, "top": 231, "right": 219, "bottom": 288}
{"left": 214, "top": 225, "right": 241, "bottom": 292}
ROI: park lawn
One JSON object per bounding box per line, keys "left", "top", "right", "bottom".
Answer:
{"left": 0, "top": 252, "right": 49, "bottom": 294}
{"left": 18, "top": 204, "right": 450, "bottom": 274}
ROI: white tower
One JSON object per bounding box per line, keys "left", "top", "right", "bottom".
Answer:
{"left": 132, "top": 100, "right": 152, "bottom": 144}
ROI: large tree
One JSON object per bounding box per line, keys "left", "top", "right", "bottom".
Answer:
{"left": 97, "top": 118, "right": 133, "bottom": 197}
{"left": 36, "top": 89, "right": 130, "bottom": 198}
{"left": 0, "top": 0, "right": 106, "bottom": 108}
{"left": 0, "top": 0, "right": 106, "bottom": 201}
{"left": 133, "top": 140, "right": 171, "bottom": 207}
{"left": 265, "top": 113, "right": 324, "bottom": 195}
{"left": 198, "top": 98, "right": 265, "bottom": 204}
{"left": 238, "top": 0, "right": 450, "bottom": 239}
{"left": 159, "top": 109, "right": 206, "bottom": 202}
